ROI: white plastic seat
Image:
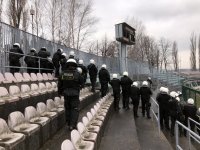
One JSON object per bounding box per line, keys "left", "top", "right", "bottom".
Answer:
{"left": 30, "top": 73, "right": 38, "bottom": 81}
{"left": 87, "top": 112, "right": 103, "bottom": 127}
{"left": 82, "top": 117, "right": 100, "bottom": 133}
{"left": 77, "top": 122, "right": 97, "bottom": 142}
{"left": 14, "top": 73, "right": 28, "bottom": 82}
{"left": 71, "top": 130, "right": 94, "bottom": 150}
{"left": 4, "top": 72, "right": 18, "bottom": 83}
{"left": 51, "top": 82, "right": 58, "bottom": 92}
{"left": 36, "top": 73, "right": 44, "bottom": 81}
{"left": 24, "top": 106, "right": 50, "bottom": 126}
{"left": 22, "top": 73, "right": 31, "bottom": 82}
{"left": 38, "top": 83, "right": 47, "bottom": 94}
{"left": 0, "top": 87, "right": 19, "bottom": 103}
{"left": 0, "top": 73, "right": 11, "bottom": 84}
{"left": 47, "top": 73, "right": 57, "bottom": 81}
{"left": 30, "top": 84, "right": 40, "bottom": 96}
{"left": 21, "top": 84, "right": 31, "bottom": 99}
{"left": 46, "top": 99, "right": 64, "bottom": 113}
{"left": 9, "top": 85, "right": 21, "bottom": 98}
{"left": 0, "top": 118, "right": 25, "bottom": 149}
{"left": 54, "top": 97, "right": 64, "bottom": 108}
{"left": 91, "top": 108, "right": 105, "bottom": 121}
{"left": 61, "top": 139, "right": 75, "bottom": 150}
{"left": 42, "top": 73, "right": 49, "bottom": 81}
{"left": 45, "top": 82, "right": 53, "bottom": 92}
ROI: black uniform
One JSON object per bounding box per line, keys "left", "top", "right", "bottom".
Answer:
{"left": 46, "top": 59, "right": 54, "bottom": 74}
{"left": 38, "top": 48, "right": 50, "bottom": 73}
{"left": 110, "top": 78, "right": 121, "bottom": 110}
{"left": 87, "top": 63, "right": 98, "bottom": 92}
{"left": 52, "top": 50, "right": 62, "bottom": 77}
{"left": 147, "top": 78, "right": 153, "bottom": 88}
{"left": 197, "top": 112, "right": 200, "bottom": 135}
{"left": 183, "top": 104, "right": 198, "bottom": 135}
{"left": 120, "top": 76, "right": 133, "bottom": 109}
{"left": 140, "top": 86, "right": 152, "bottom": 118}
{"left": 78, "top": 64, "right": 88, "bottom": 85}
{"left": 60, "top": 55, "right": 67, "bottom": 71}
{"left": 156, "top": 92, "right": 171, "bottom": 130}
{"left": 58, "top": 63, "right": 84, "bottom": 130}
{"left": 169, "top": 97, "right": 182, "bottom": 136}
{"left": 24, "top": 50, "right": 38, "bottom": 73}
{"left": 130, "top": 85, "right": 140, "bottom": 117}
{"left": 9, "top": 46, "right": 24, "bottom": 74}
{"left": 99, "top": 68, "right": 110, "bottom": 97}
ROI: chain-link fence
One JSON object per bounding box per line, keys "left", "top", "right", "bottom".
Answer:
{"left": 0, "top": 21, "right": 150, "bottom": 76}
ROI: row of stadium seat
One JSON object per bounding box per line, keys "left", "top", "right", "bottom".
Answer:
{"left": 0, "top": 72, "right": 57, "bottom": 84}
{"left": 61, "top": 93, "right": 114, "bottom": 150}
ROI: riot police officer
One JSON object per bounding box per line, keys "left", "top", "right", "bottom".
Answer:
{"left": 147, "top": 77, "right": 153, "bottom": 89}
{"left": 130, "top": 82, "right": 140, "bottom": 117}
{"left": 24, "top": 48, "right": 38, "bottom": 73}
{"left": 38, "top": 47, "right": 50, "bottom": 73}
{"left": 140, "top": 81, "right": 152, "bottom": 118}
{"left": 78, "top": 60, "right": 88, "bottom": 86}
{"left": 9, "top": 43, "right": 24, "bottom": 74}
{"left": 87, "top": 59, "right": 98, "bottom": 92}
{"left": 120, "top": 72, "right": 133, "bottom": 110}
{"left": 52, "top": 48, "right": 63, "bottom": 77}
{"left": 98, "top": 64, "right": 110, "bottom": 97}
{"left": 60, "top": 53, "right": 67, "bottom": 71}
{"left": 156, "top": 87, "right": 170, "bottom": 130}
{"left": 58, "top": 58, "right": 84, "bottom": 131}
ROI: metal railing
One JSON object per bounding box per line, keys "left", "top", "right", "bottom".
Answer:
{"left": 151, "top": 97, "right": 160, "bottom": 135}
{"left": 175, "top": 121, "right": 200, "bottom": 150}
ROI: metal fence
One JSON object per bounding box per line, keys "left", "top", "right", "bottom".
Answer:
{"left": 0, "top": 21, "right": 150, "bottom": 77}
{"left": 151, "top": 97, "right": 160, "bottom": 135}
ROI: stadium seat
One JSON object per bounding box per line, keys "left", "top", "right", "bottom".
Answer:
{"left": 0, "top": 73, "right": 11, "bottom": 84}
{"left": 24, "top": 106, "right": 51, "bottom": 145}
{"left": 8, "top": 111, "right": 40, "bottom": 150}
{"left": 36, "top": 102, "right": 58, "bottom": 136}
{"left": 21, "top": 84, "right": 31, "bottom": 98}
{"left": 82, "top": 117, "right": 100, "bottom": 134}
{"left": 47, "top": 73, "right": 57, "bottom": 81}
{"left": 4, "top": 72, "right": 18, "bottom": 83}
{"left": 54, "top": 97, "right": 64, "bottom": 108}
{"left": 61, "top": 139, "right": 75, "bottom": 150}
{"left": 36, "top": 73, "right": 44, "bottom": 81}
{"left": 51, "top": 82, "right": 58, "bottom": 92}
{"left": 42, "top": 73, "right": 49, "bottom": 81}
{"left": 22, "top": 73, "right": 31, "bottom": 82}
{"left": 0, "top": 87, "right": 19, "bottom": 103}
{"left": 91, "top": 108, "right": 104, "bottom": 121}
{"left": 86, "top": 112, "right": 103, "bottom": 127}
{"left": 30, "top": 84, "right": 40, "bottom": 96}
{"left": 45, "top": 82, "right": 54, "bottom": 93}
{"left": 38, "top": 83, "right": 47, "bottom": 94}
{"left": 0, "top": 118, "right": 26, "bottom": 150}
{"left": 30, "top": 73, "right": 38, "bottom": 81}
{"left": 71, "top": 130, "right": 94, "bottom": 150}
{"left": 14, "top": 73, "right": 29, "bottom": 82}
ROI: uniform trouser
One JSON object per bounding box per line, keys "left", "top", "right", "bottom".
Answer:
{"left": 122, "top": 93, "right": 129, "bottom": 108}
{"left": 100, "top": 83, "right": 108, "bottom": 97}
{"left": 64, "top": 95, "right": 80, "bottom": 128}
{"left": 53, "top": 63, "right": 60, "bottom": 77}
{"left": 170, "top": 116, "right": 177, "bottom": 135}
{"left": 184, "top": 118, "right": 195, "bottom": 135}
{"left": 132, "top": 98, "right": 139, "bottom": 116}
{"left": 90, "top": 77, "right": 96, "bottom": 91}
{"left": 113, "top": 92, "right": 120, "bottom": 110}
{"left": 159, "top": 108, "right": 169, "bottom": 129}
{"left": 9, "top": 61, "right": 20, "bottom": 74}
{"left": 27, "top": 64, "right": 38, "bottom": 74}
{"left": 141, "top": 99, "right": 151, "bottom": 117}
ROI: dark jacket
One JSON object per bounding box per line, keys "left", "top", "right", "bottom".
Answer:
{"left": 78, "top": 64, "right": 88, "bottom": 81}
{"left": 169, "top": 98, "right": 182, "bottom": 118}
{"left": 120, "top": 76, "right": 133, "bottom": 95}
{"left": 156, "top": 93, "right": 171, "bottom": 110}
{"left": 58, "top": 67, "right": 84, "bottom": 96}
{"left": 47, "top": 60, "right": 55, "bottom": 73}
{"left": 60, "top": 55, "right": 67, "bottom": 71}
{"left": 110, "top": 78, "right": 121, "bottom": 93}
{"left": 24, "top": 51, "right": 38, "bottom": 66}
{"left": 38, "top": 49, "right": 50, "bottom": 63}
{"left": 140, "top": 86, "right": 152, "bottom": 101}
{"left": 130, "top": 85, "right": 140, "bottom": 101}
{"left": 9, "top": 47, "right": 24, "bottom": 62}
{"left": 183, "top": 104, "right": 198, "bottom": 121}
{"left": 98, "top": 68, "right": 110, "bottom": 84}
{"left": 87, "top": 64, "right": 98, "bottom": 78}
{"left": 52, "top": 51, "right": 62, "bottom": 67}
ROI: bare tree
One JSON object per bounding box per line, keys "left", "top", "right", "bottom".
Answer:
{"left": 190, "top": 32, "right": 197, "bottom": 71}
{"left": 159, "top": 38, "right": 171, "bottom": 71}
{"left": 172, "top": 41, "right": 179, "bottom": 71}
{"left": 198, "top": 34, "right": 200, "bottom": 71}
{"left": 0, "top": 0, "right": 3, "bottom": 22}
{"left": 7, "top": 0, "right": 27, "bottom": 28}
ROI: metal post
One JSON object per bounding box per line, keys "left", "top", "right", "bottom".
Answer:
{"left": 175, "top": 123, "right": 179, "bottom": 150}
{"left": 158, "top": 106, "right": 160, "bottom": 135}
{"left": 188, "top": 119, "right": 191, "bottom": 150}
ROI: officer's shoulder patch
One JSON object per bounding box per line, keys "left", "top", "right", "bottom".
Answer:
{"left": 62, "top": 72, "right": 74, "bottom": 80}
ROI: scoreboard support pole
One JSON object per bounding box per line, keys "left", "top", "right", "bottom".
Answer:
{"left": 119, "top": 42, "right": 127, "bottom": 74}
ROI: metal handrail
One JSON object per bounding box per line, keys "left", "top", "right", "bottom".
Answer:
{"left": 175, "top": 121, "right": 200, "bottom": 150}
{"left": 151, "top": 97, "right": 160, "bottom": 135}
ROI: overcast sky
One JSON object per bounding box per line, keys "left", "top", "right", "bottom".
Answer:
{"left": 92, "top": 0, "right": 200, "bottom": 69}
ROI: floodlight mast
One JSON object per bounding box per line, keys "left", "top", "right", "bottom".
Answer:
{"left": 115, "top": 22, "right": 136, "bottom": 75}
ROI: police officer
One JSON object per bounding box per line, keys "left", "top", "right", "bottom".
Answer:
{"left": 38, "top": 47, "right": 50, "bottom": 73}
{"left": 147, "top": 77, "right": 153, "bottom": 89}
{"left": 52, "top": 48, "right": 63, "bottom": 77}
{"left": 78, "top": 60, "right": 88, "bottom": 86}
{"left": 99, "top": 64, "right": 110, "bottom": 97}
{"left": 120, "top": 72, "right": 133, "bottom": 110}
{"left": 130, "top": 82, "right": 140, "bottom": 117}
{"left": 46, "top": 57, "right": 55, "bottom": 74}
{"left": 60, "top": 53, "right": 67, "bottom": 71}
{"left": 24, "top": 48, "right": 38, "bottom": 73}
{"left": 197, "top": 108, "right": 200, "bottom": 135}
{"left": 140, "top": 81, "right": 152, "bottom": 118}
{"left": 183, "top": 98, "right": 198, "bottom": 136}
{"left": 156, "top": 87, "right": 170, "bottom": 130}
{"left": 68, "top": 51, "right": 79, "bottom": 62}
{"left": 9, "top": 43, "right": 24, "bottom": 74}
{"left": 87, "top": 59, "right": 98, "bottom": 92}
{"left": 58, "top": 59, "right": 84, "bottom": 131}
{"left": 109, "top": 74, "right": 121, "bottom": 111}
